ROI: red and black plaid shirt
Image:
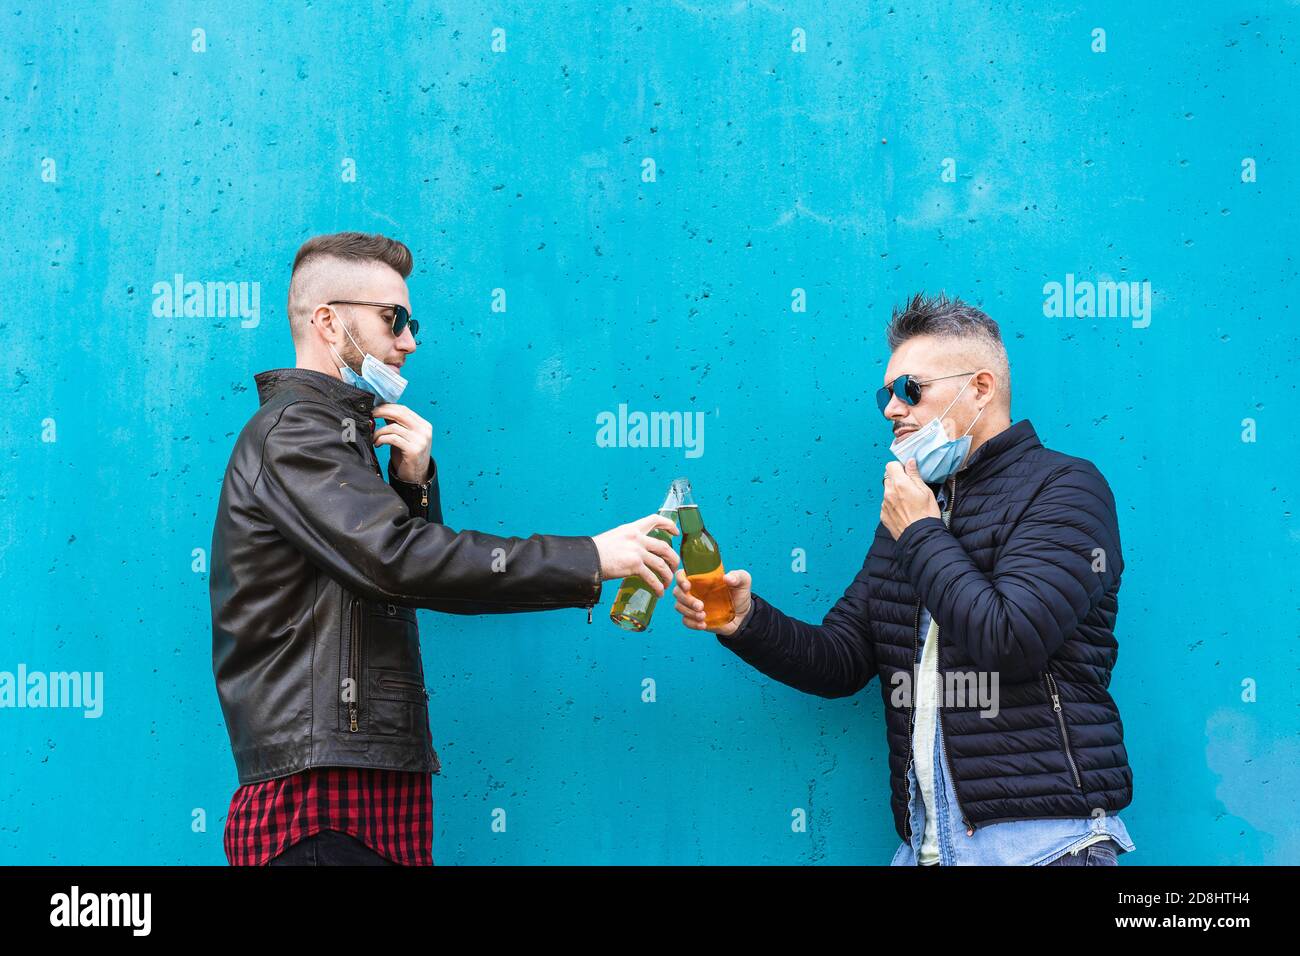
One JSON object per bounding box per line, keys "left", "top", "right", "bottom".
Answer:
{"left": 224, "top": 766, "right": 433, "bottom": 866}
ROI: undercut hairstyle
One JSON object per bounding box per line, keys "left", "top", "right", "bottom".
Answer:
{"left": 885, "top": 292, "right": 1012, "bottom": 410}
{"left": 286, "top": 231, "right": 413, "bottom": 340}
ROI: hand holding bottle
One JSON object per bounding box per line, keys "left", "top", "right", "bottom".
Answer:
{"left": 669, "top": 481, "right": 741, "bottom": 631}
{"left": 592, "top": 514, "right": 680, "bottom": 595}
{"left": 673, "top": 568, "right": 752, "bottom": 636}
{"left": 610, "top": 480, "right": 685, "bottom": 631}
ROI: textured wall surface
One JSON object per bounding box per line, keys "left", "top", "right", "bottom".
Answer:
{"left": 1, "top": 2, "right": 1297, "bottom": 864}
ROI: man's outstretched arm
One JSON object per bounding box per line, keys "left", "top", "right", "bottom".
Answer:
{"left": 254, "top": 398, "right": 678, "bottom": 613}
{"left": 672, "top": 560, "right": 877, "bottom": 699}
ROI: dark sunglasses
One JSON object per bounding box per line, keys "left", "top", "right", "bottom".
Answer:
{"left": 876, "top": 371, "right": 974, "bottom": 413}
{"left": 327, "top": 300, "right": 418, "bottom": 338}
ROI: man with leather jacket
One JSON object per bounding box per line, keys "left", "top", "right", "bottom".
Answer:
{"left": 210, "top": 231, "right": 677, "bottom": 865}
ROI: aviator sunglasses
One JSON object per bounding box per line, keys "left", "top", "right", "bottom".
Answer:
{"left": 327, "top": 300, "right": 419, "bottom": 338}
{"left": 876, "top": 371, "right": 975, "bottom": 413}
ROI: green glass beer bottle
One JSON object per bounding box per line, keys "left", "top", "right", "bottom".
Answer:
{"left": 677, "top": 481, "right": 735, "bottom": 629}
{"left": 609, "top": 478, "right": 686, "bottom": 632}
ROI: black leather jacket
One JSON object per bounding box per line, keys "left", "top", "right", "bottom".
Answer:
{"left": 210, "top": 368, "right": 603, "bottom": 785}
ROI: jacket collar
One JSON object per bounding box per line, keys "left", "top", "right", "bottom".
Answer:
{"left": 949, "top": 418, "right": 1041, "bottom": 485}
{"left": 254, "top": 367, "right": 378, "bottom": 421}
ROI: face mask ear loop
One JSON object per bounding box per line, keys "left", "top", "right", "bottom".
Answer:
{"left": 923, "top": 371, "right": 978, "bottom": 439}
{"left": 327, "top": 305, "right": 361, "bottom": 373}
{"left": 963, "top": 399, "right": 987, "bottom": 439}
{"left": 339, "top": 314, "right": 363, "bottom": 353}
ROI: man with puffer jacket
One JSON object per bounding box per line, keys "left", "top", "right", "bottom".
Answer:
{"left": 673, "top": 293, "right": 1136, "bottom": 866}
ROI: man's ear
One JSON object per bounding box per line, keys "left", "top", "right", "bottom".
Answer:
{"left": 974, "top": 369, "right": 997, "bottom": 404}
{"left": 314, "top": 304, "right": 347, "bottom": 345}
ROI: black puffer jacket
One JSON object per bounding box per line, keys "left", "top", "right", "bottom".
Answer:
{"left": 717, "top": 419, "right": 1133, "bottom": 841}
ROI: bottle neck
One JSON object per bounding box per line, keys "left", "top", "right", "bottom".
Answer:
{"left": 678, "top": 505, "right": 704, "bottom": 534}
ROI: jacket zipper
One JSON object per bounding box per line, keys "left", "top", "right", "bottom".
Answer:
{"left": 378, "top": 675, "right": 430, "bottom": 699}
{"left": 903, "top": 599, "right": 920, "bottom": 844}
{"left": 935, "top": 475, "right": 976, "bottom": 835}
{"left": 349, "top": 597, "right": 361, "bottom": 732}
{"left": 905, "top": 476, "right": 977, "bottom": 842}
{"left": 936, "top": 708, "right": 974, "bottom": 835}
{"left": 1044, "top": 668, "right": 1083, "bottom": 789}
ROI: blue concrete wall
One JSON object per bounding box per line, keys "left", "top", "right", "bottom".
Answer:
{"left": 2, "top": 1, "right": 1296, "bottom": 864}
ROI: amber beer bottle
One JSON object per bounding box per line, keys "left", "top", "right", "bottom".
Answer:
{"left": 609, "top": 479, "right": 686, "bottom": 632}
{"left": 676, "top": 481, "right": 735, "bottom": 629}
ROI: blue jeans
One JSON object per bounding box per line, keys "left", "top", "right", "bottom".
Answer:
{"left": 267, "top": 829, "right": 398, "bottom": 866}
{"left": 1044, "top": 838, "right": 1119, "bottom": 866}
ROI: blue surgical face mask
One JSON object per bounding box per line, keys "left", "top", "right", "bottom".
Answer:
{"left": 327, "top": 307, "right": 408, "bottom": 404}
{"left": 888, "top": 372, "right": 986, "bottom": 484}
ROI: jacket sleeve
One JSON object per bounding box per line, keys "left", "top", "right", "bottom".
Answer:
{"left": 712, "top": 557, "right": 878, "bottom": 699}
{"left": 388, "top": 456, "right": 438, "bottom": 523}
{"left": 893, "top": 461, "right": 1122, "bottom": 680}
{"left": 253, "top": 399, "right": 603, "bottom": 614}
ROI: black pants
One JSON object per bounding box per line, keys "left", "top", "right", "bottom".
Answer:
{"left": 267, "top": 829, "right": 399, "bottom": 866}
